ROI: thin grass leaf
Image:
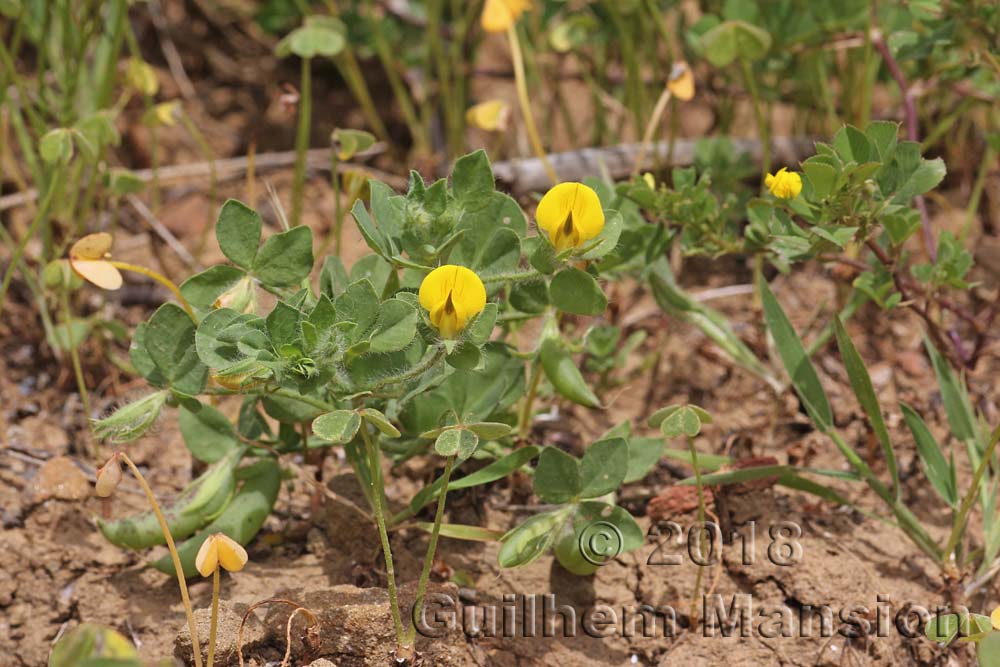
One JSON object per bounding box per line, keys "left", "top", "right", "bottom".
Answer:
{"left": 760, "top": 280, "right": 833, "bottom": 429}
{"left": 900, "top": 402, "right": 958, "bottom": 507}
{"left": 833, "top": 316, "right": 899, "bottom": 496}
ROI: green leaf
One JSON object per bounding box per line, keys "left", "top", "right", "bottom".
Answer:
{"left": 832, "top": 125, "right": 874, "bottom": 163}
{"left": 144, "top": 303, "right": 206, "bottom": 395}
{"left": 510, "top": 279, "right": 549, "bottom": 314}
{"left": 660, "top": 406, "right": 703, "bottom": 438}
{"left": 579, "top": 438, "right": 628, "bottom": 498}
{"left": 49, "top": 624, "right": 140, "bottom": 667}
{"left": 261, "top": 393, "right": 324, "bottom": 423}
{"left": 865, "top": 121, "right": 899, "bottom": 161}
{"left": 833, "top": 317, "right": 898, "bottom": 495}
{"left": 900, "top": 403, "right": 957, "bottom": 507}
{"left": 359, "top": 408, "right": 400, "bottom": 437}
{"left": 549, "top": 267, "right": 607, "bottom": 316}
{"left": 925, "top": 336, "right": 978, "bottom": 445}
{"left": 434, "top": 427, "right": 479, "bottom": 460}
{"left": 978, "top": 632, "right": 1000, "bottom": 666}
{"left": 179, "top": 402, "right": 240, "bottom": 463}
{"left": 624, "top": 437, "right": 664, "bottom": 484}
{"left": 40, "top": 128, "right": 73, "bottom": 165}
{"left": 760, "top": 280, "right": 832, "bottom": 428}
{"left": 312, "top": 410, "right": 362, "bottom": 444}
{"left": 539, "top": 338, "right": 601, "bottom": 408}
{"left": 332, "top": 128, "right": 375, "bottom": 160}
{"left": 216, "top": 200, "right": 262, "bottom": 269}
{"left": 533, "top": 447, "right": 580, "bottom": 503}
{"left": 465, "top": 421, "right": 512, "bottom": 440}
{"left": 451, "top": 150, "right": 495, "bottom": 203}
{"left": 699, "top": 20, "right": 772, "bottom": 67}
{"left": 578, "top": 210, "right": 623, "bottom": 260}
{"left": 413, "top": 522, "right": 504, "bottom": 542}
{"left": 253, "top": 226, "right": 313, "bottom": 287}
{"left": 369, "top": 299, "right": 417, "bottom": 353}
{"left": 276, "top": 16, "right": 346, "bottom": 58}
{"left": 180, "top": 266, "right": 247, "bottom": 309}
{"left": 802, "top": 158, "right": 837, "bottom": 200}
{"left": 498, "top": 509, "right": 569, "bottom": 568}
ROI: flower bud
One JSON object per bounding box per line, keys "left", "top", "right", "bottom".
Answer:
{"left": 95, "top": 455, "right": 122, "bottom": 498}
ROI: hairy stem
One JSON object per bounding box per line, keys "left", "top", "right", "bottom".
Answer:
{"left": 207, "top": 568, "right": 220, "bottom": 667}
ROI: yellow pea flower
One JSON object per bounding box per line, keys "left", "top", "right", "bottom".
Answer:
{"left": 69, "top": 233, "right": 124, "bottom": 290}
{"left": 481, "top": 0, "right": 530, "bottom": 33}
{"left": 536, "top": 182, "right": 605, "bottom": 252}
{"left": 418, "top": 265, "right": 487, "bottom": 339}
{"left": 765, "top": 167, "right": 802, "bottom": 199}
{"left": 466, "top": 100, "right": 511, "bottom": 132}
{"left": 195, "top": 533, "right": 248, "bottom": 577}
{"left": 667, "top": 61, "right": 695, "bottom": 101}
{"left": 992, "top": 606, "right": 1000, "bottom": 630}
{"left": 125, "top": 58, "right": 159, "bottom": 97}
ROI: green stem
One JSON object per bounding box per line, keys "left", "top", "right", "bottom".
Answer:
{"left": 332, "top": 149, "right": 343, "bottom": 256}
{"left": 0, "top": 168, "right": 65, "bottom": 320}
{"left": 741, "top": 59, "right": 770, "bottom": 179}
{"left": 61, "top": 285, "right": 92, "bottom": 424}
{"left": 406, "top": 454, "right": 455, "bottom": 645}
{"left": 207, "top": 567, "right": 220, "bottom": 667}
{"left": 687, "top": 434, "right": 707, "bottom": 622}
{"left": 481, "top": 269, "right": 541, "bottom": 285}
{"left": 517, "top": 359, "right": 543, "bottom": 439}
{"left": 360, "top": 424, "right": 406, "bottom": 648}
{"left": 369, "top": 347, "right": 446, "bottom": 391}
{"left": 292, "top": 56, "right": 312, "bottom": 227}
{"left": 942, "top": 423, "right": 1000, "bottom": 566}
{"left": 270, "top": 387, "right": 336, "bottom": 412}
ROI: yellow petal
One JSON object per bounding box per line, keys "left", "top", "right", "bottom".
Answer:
{"left": 667, "top": 61, "right": 695, "bottom": 101}
{"left": 215, "top": 533, "right": 248, "bottom": 572}
{"left": 481, "top": 0, "right": 529, "bottom": 33}
{"left": 765, "top": 167, "right": 802, "bottom": 199}
{"left": 992, "top": 606, "right": 1000, "bottom": 630}
{"left": 465, "top": 100, "right": 510, "bottom": 132}
{"left": 71, "top": 260, "right": 123, "bottom": 290}
{"left": 70, "top": 233, "right": 114, "bottom": 261}
{"left": 195, "top": 536, "right": 219, "bottom": 577}
{"left": 535, "top": 182, "right": 605, "bottom": 251}
{"left": 419, "top": 265, "right": 486, "bottom": 338}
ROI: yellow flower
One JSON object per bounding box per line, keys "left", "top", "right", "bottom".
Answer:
{"left": 466, "top": 100, "right": 511, "bottom": 132}
{"left": 195, "top": 533, "right": 248, "bottom": 577}
{"left": 69, "top": 233, "right": 123, "bottom": 290}
{"left": 667, "top": 61, "right": 695, "bottom": 101}
{"left": 481, "top": 0, "right": 530, "bottom": 33}
{"left": 125, "top": 58, "right": 159, "bottom": 97}
{"left": 992, "top": 606, "right": 1000, "bottom": 631}
{"left": 535, "top": 182, "right": 605, "bottom": 252}
{"left": 765, "top": 167, "right": 802, "bottom": 199}
{"left": 418, "top": 265, "right": 487, "bottom": 339}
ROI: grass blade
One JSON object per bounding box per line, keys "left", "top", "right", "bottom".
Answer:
{"left": 833, "top": 316, "right": 899, "bottom": 497}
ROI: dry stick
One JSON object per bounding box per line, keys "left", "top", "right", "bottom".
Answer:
{"left": 493, "top": 137, "right": 815, "bottom": 196}
{"left": 119, "top": 453, "right": 203, "bottom": 667}
{"left": 0, "top": 145, "right": 398, "bottom": 213}
{"left": 125, "top": 194, "right": 202, "bottom": 271}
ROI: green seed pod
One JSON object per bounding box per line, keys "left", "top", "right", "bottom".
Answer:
{"left": 97, "top": 447, "right": 243, "bottom": 549}
{"left": 539, "top": 338, "right": 601, "bottom": 408}
{"left": 152, "top": 458, "right": 282, "bottom": 578}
